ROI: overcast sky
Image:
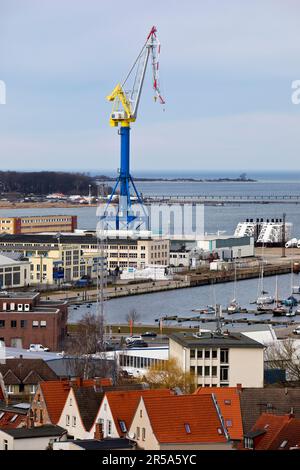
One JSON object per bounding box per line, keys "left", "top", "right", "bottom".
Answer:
{"left": 0, "top": 0, "right": 300, "bottom": 174}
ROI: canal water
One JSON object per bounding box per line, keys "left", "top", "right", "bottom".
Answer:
{"left": 68, "top": 272, "right": 300, "bottom": 327}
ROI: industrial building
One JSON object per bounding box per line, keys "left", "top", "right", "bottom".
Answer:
{"left": 0, "top": 291, "right": 68, "bottom": 350}
{"left": 195, "top": 235, "right": 254, "bottom": 259}
{"left": 0, "top": 234, "right": 169, "bottom": 284}
{"left": 0, "top": 254, "right": 30, "bottom": 289}
{"left": 0, "top": 215, "right": 77, "bottom": 234}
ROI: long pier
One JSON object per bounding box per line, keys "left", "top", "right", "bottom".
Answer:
{"left": 144, "top": 194, "right": 300, "bottom": 204}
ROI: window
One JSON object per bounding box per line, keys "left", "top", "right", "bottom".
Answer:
{"left": 204, "top": 366, "right": 210, "bottom": 376}
{"left": 0, "top": 412, "right": 4, "bottom": 419}
{"left": 119, "top": 420, "right": 127, "bottom": 433}
{"left": 190, "top": 349, "right": 196, "bottom": 359}
{"left": 142, "top": 427, "right": 146, "bottom": 441}
{"left": 224, "top": 399, "right": 231, "bottom": 405}
{"left": 220, "top": 366, "right": 229, "bottom": 382}
{"left": 32, "top": 321, "right": 39, "bottom": 328}
{"left": 66, "top": 415, "right": 70, "bottom": 426}
{"left": 212, "top": 366, "right": 217, "bottom": 377}
{"left": 69, "top": 398, "right": 72, "bottom": 406}
{"left": 197, "top": 366, "right": 202, "bottom": 376}
{"left": 40, "top": 410, "right": 43, "bottom": 424}
{"left": 244, "top": 437, "right": 254, "bottom": 450}
{"left": 0, "top": 320, "right": 5, "bottom": 328}
{"left": 107, "top": 420, "right": 112, "bottom": 435}
{"left": 3, "top": 439, "right": 8, "bottom": 451}
{"left": 198, "top": 349, "right": 203, "bottom": 359}
{"left": 226, "top": 419, "right": 232, "bottom": 427}
{"left": 10, "top": 414, "right": 18, "bottom": 423}
{"left": 205, "top": 349, "right": 210, "bottom": 359}
{"left": 40, "top": 321, "right": 47, "bottom": 328}
{"left": 21, "top": 320, "right": 27, "bottom": 328}
{"left": 136, "top": 427, "right": 140, "bottom": 440}
{"left": 10, "top": 320, "right": 17, "bottom": 328}
{"left": 29, "top": 385, "right": 36, "bottom": 394}
{"left": 72, "top": 416, "right": 76, "bottom": 427}
{"left": 190, "top": 366, "right": 195, "bottom": 374}
{"left": 140, "top": 409, "right": 143, "bottom": 418}
{"left": 184, "top": 423, "right": 191, "bottom": 434}
{"left": 212, "top": 349, "right": 218, "bottom": 359}
{"left": 279, "top": 440, "right": 288, "bottom": 449}
{"left": 220, "top": 349, "right": 229, "bottom": 363}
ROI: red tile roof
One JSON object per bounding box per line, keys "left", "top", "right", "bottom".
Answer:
{"left": 195, "top": 387, "right": 243, "bottom": 440}
{"left": 40, "top": 380, "right": 71, "bottom": 424}
{"left": 0, "top": 411, "right": 27, "bottom": 429}
{"left": 39, "top": 378, "right": 111, "bottom": 424}
{"left": 248, "top": 413, "right": 290, "bottom": 450}
{"left": 142, "top": 394, "right": 228, "bottom": 444}
{"left": 246, "top": 413, "right": 300, "bottom": 450}
{"left": 105, "top": 389, "right": 173, "bottom": 436}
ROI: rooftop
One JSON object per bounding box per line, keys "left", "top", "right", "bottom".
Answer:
{"left": 0, "top": 424, "right": 66, "bottom": 439}
{"left": 142, "top": 394, "right": 228, "bottom": 444}
{"left": 62, "top": 438, "right": 136, "bottom": 450}
{"left": 195, "top": 387, "right": 243, "bottom": 441}
{"left": 169, "top": 331, "right": 264, "bottom": 349}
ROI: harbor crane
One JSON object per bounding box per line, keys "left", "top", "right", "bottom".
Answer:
{"left": 102, "top": 26, "right": 165, "bottom": 230}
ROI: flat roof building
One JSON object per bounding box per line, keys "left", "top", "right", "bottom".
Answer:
{"left": 0, "top": 215, "right": 77, "bottom": 234}
{"left": 169, "top": 331, "right": 264, "bottom": 388}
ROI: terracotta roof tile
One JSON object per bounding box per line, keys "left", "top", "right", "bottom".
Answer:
{"left": 195, "top": 387, "right": 243, "bottom": 440}
{"left": 0, "top": 411, "right": 27, "bottom": 429}
{"left": 40, "top": 380, "right": 71, "bottom": 424}
{"left": 143, "top": 394, "right": 227, "bottom": 444}
{"left": 105, "top": 389, "right": 173, "bottom": 436}
{"left": 248, "top": 413, "right": 290, "bottom": 450}
{"left": 269, "top": 418, "right": 300, "bottom": 450}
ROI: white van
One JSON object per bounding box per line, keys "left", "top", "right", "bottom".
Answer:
{"left": 28, "top": 344, "right": 50, "bottom": 352}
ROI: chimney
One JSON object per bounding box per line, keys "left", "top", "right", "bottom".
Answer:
{"left": 94, "top": 421, "right": 104, "bottom": 441}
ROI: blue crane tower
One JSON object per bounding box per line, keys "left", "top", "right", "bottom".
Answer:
{"left": 100, "top": 26, "right": 165, "bottom": 231}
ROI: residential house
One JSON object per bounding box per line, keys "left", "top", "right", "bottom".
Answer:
{"left": 31, "top": 378, "right": 112, "bottom": 426}
{"left": 92, "top": 389, "right": 173, "bottom": 439}
{"left": 195, "top": 386, "right": 244, "bottom": 441}
{"left": 239, "top": 387, "right": 300, "bottom": 434}
{"left": 129, "top": 394, "right": 233, "bottom": 450}
{"left": 57, "top": 385, "right": 103, "bottom": 440}
{"left": 0, "top": 424, "right": 67, "bottom": 450}
{"left": 169, "top": 331, "right": 264, "bottom": 388}
{"left": 0, "top": 358, "right": 58, "bottom": 400}
{"left": 243, "top": 413, "right": 300, "bottom": 450}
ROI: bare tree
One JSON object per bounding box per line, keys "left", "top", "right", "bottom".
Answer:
{"left": 265, "top": 338, "right": 300, "bottom": 381}
{"left": 125, "top": 309, "right": 140, "bottom": 328}
{"left": 66, "top": 312, "right": 118, "bottom": 380}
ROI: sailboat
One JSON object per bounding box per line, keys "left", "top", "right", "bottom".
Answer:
{"left": 227, "top": 262, "right": 241, "bottom": 313}
{"left": 282, "top": 260, "right": 298, "bottom": 308}
{"left": 273, "top": 276, "right": 288, "bottom": 316}
{"left": 256, "top": 259, "right": 274, "bottom": 305}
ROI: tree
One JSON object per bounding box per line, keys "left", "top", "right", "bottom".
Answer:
{"left": 66, "top": 312, "right": 118, "bottom": 380}
{"left": 125, "top": 309, "right": 140, "bottom": 328}
{"left": 265, "top": 338, "right": 300, "bottom": 382}
{"left": 140, "top": 357, "right": 196, "bottom": 394}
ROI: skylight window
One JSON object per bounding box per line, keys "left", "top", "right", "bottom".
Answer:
{"left": 224, "top": 399, "right": 231, "bottom": 405}
{"left": 119, "top": 420, "right": 127, "bottom": 433}
{"left": 279, "top": 440, "right": 288, "bottom": 449}
{"left": 226, "top": 420, "right": 233, "bottom": 427}
{"left": 10, "top": 414, "right": 18, "bottom": 423}
{"left": 0, "top": 412, "right": 4, "bottom": 420}
{"left": 184, "top": 423, "right": 191, "bottom": 434}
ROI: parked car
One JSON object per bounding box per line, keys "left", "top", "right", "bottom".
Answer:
{"left": 127, "top": 340, "right": 148, "bottom": 348}
{"left": 28, "top": 344, "right": 50, "bottom": 352}
{"left": 141, "top": 331, "right": 157, "bottom": 338}
{"left": 125, "top": 335, "right": 143, "bottom": 344}
{"left": 293, "top": 326, "right": 300, "bottom": 335}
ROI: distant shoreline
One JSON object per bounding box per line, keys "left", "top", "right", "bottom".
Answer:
{"left": 97, "top": 177, "right": 257, "bottom": 183}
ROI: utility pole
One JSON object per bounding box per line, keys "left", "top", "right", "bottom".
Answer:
{"left": 282, "top": 212, "right": 286, "bottom": 258}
